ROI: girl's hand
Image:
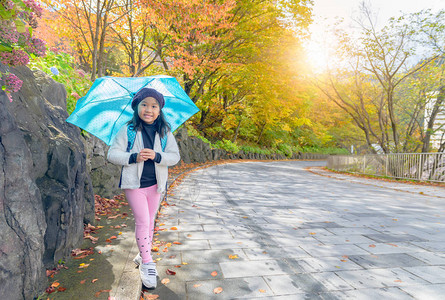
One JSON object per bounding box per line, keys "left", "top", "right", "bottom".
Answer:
{"left": 136, "top": 148, "right": 156, "bottom": 162}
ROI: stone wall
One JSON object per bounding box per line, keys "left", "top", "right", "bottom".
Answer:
{"left": 174, "top": 127, "right": 329, "bottom": 163}
{"left": 0, "top": 66, "right": 94, "bottom": 300}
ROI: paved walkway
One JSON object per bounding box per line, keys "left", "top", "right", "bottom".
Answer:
{"left": 142, "top": 160, "right": 445, "bottom": 299}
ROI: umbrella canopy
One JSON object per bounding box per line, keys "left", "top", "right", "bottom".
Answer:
{"left": 66, "top": 75, "right": 199, "bottom": 145}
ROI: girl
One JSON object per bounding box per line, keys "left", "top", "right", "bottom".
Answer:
{"left": 107, "top": 88, "right": 180, "bottom": 289}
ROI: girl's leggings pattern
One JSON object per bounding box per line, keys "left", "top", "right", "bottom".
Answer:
{"left": 125, "top": 185, "right": 161, "bottom": 264}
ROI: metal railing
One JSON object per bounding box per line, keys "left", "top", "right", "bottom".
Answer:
{"left": 327, "top": 153, "right": 445, "bottom": 182}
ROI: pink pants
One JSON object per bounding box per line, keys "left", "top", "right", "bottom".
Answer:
{"left": 125, "top": 185, "right": 161, "bottom": 264}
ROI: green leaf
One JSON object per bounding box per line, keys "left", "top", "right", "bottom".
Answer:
{"left": 14, "top": 19, "right": 26, "bottom": 33}
{"left": 0, "top": 44, "right": 13, "bottom": 52}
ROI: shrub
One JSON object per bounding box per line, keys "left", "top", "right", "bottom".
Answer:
{"left": 29, "top": 51, "right": 91, "bottom": 114}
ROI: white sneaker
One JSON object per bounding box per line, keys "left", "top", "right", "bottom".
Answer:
{"left": 133, "top": 253, "right": 142, "bottom": 266}
{"left": 140, "top": 262, "right": 157, "bottom": 289}
{"left": 134, "top": 253, "right": 158, "bottom": 276}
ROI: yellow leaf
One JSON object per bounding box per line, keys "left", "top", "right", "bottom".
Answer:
{"left": 229, "top": 255, "right": 239, "bottom": 259}
{"left": 259, "top": 289, "right": 266, "bottom": 293}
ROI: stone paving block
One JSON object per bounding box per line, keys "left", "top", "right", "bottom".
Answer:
{"left": 335, "top": 267, "right": 429, "bottom": 289}
{"left": 296, "top": 256, "right": 364, "bottom": 273}
{"left": 402, "top": 266, "right": 445, "bottom": 284}
{"left": 299, "top": 243, "right": 370, "bottom": 257}
{"left": 364, "top": 233, "right": 428, "bottom": 243}
{"left": 263, "top": 274, "right": 329, "bottom": 295}
{"left": 400, "top": 283, "right": 445, "bottom": 300}
{"left": 408, "top": 251, "right": 445, "bottom": 265}
{"left": 313, "top": 234, "right": 375, "bottom": 245}
{"left": 181, "top": 249, "right": 247, "bottom": 264}
{"left": 243, "top": 246, "right": 310, "bottom": 260}
{"left": 356, "top": 242, "right": 427, "bottom": 254}
{"left": 154, "top": 250, "right": 183, "bottom": 266}
{"left": 203, "top": 224, "right": 251, "bottom": 231}
{"left": 209, "top": 238, "right": 267, "bottom": 250}
{"left": 157, "top": 263, "right": 224, "bottom": 282}
{"left": 163, "top": 224, "right": 203, "bottom": 232}
{"left": 310, "top": 272, "right": 354, "bottom": 291}
{"left": 220, "top": 260, "right": 294, "bottom": 278}
{"left": 326, "top": 227, "right": 380, "bottom": 235}
{"left": 237, "top": 294, "right": 323, "bottom": 300}
{"left": 411, "top": 241, "right": 445, "bottom": 252}
{"left": 186, "top": 276, "right": 272, "bottom": 299}
{"left": 168, "top": 239, "right": 210, "bottom": 251}
{"left": 179, "top": 230, "right": 233, "bottom": 240}
{"left": 299, "top": 222, "right": 344, "bottom": 229}
{"left": 146, "top": 280, "right": 187, "bottom": 300}
{"left": 179, "top": 217, "right": 225, "bottom": 225}
{"left": 324, "top": 287, "right": 413, "bottom": 300}
{"left": 348, "top": 253, "right": 428, "bottom": 269}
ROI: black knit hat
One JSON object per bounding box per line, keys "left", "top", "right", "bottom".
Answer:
{"left": 131, "top": 88, "right": 165, "bottom": 110}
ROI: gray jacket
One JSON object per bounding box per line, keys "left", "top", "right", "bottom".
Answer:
{"left": 107, "top": 125, "right": 180, "bottom": 193}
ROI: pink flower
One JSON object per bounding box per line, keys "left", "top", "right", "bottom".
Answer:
{"left": 2, "top": 73, "right": 23, "bottom": 102}
{"left": 0, "top": 49, "right": 29, "bottom": 66}
{"left": 71, "top": 92, "right": 80, "bottom": 100}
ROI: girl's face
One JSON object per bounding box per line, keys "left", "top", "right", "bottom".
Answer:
{"left": 138, "top": 97, "right": 160, "bottom": 124}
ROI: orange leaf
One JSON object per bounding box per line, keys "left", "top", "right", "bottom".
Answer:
{"left": 213, "top": 287, "right": 223, "bottom": 294}
{"left": 173, "top": 241, "right": 181, "bottom": 245}
{"left": 170, "top": 227, "right": 178, "bottom": 230}
{"left": 145, "top": 295, "right": 159, "bottom": 300}
{"left": 166, "top": 269, "right": 176, "bottom": 275}
{"left": 369, "top": 244, "right": 376, "bottom": 248}
{"left": 161, "top": 278, "right": 170, "bottom": 285}
{"left": 211, "top": 271, "right": 218, "bottom": 277}
{"left": 259, "top": 289, "right": 266, "bottom": 293}
{"left": 229, "top": 255, "right": 238, "bottom": 259}
{"left": 193, "top": 284, "right": 202, "bottom": 288}
{"left": 110, "top": 236, "right": 117, "bottom": 240}
{"left": 80, "top": 279, "right": 86, "bottom": 284}
{"left": 163, "top": 248, "right": 169, "bottom": 252}
{"left": 51, "top": 281, "right": 60, "bottom": 288}
{"left": 387, "top": 243, "right": 398, "bottom": 247}
{"left": 92, "top": 278, "right": 98, "bottom": 283}
{"left": 57, "top": 287, "right": 67, "bottom": 292}
{"left": 394, "top": 279, "right": 402, "bottom": 283}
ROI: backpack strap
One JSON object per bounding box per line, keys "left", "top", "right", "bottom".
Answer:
{"left": 127, "top": 124, "right": 168, "bottom": 152}
{"left": 160, "top": 135, "right": 167, "bottom": 152}
{"left": 126, "top": 124, "right": 137, "bottom": 152}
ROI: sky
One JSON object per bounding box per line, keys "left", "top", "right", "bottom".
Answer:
{"left": 305, "top": 0, "right": 444, "bottom": 71}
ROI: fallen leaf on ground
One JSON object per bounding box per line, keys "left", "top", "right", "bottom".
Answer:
{"left": 45, "top": 286, "right": 56, "bottom": 294}
{"left": 229, "top": 255, "right": 239, "bottom": 259}
{"left": 394, "top": 279, "right": 402, "bottom": 283}
{"left": 80, "top": 279, "right": 86, "bottom": 284}
{"left": 193, "top": 284, "right": 202, "bottom": 288}
{"left": 369, "top": 244, "right": 376, "bottom": 248}
{"left": 213, "top": 287, "right": 223, "bottom": 294}
{"left": 182, "top": 262, "right": 188, "bottom": 265}
{"left": 163, "top": 248, "right": 168, "bottom": 252}
{"left": 58, "top": 287, "right": 67, "bottom": 292}
{"left": 387, "top": 243, "right": 398, "bottom": 247}
{"left": 161, "top": 278, "right": 170, "bottom": 284}
{"left": 309, "top": 232, "right": 316, "bottom": 235}
{"left": 166, "top": 269, "right": 176, "bottom": 275}
{"left": 170, "top": 227, "right": 178, "bottom": 230}
{"left": 51, "top": 281, "right": 60, "bottom": 288}
{"left": 173, "top": 241, "right": 181, "bottom": 245}
{"left": 174, "top": 265, "right": 181, "bottom": 268}
{"left": 259, "top": 289, "right": 266, "bottom": 293}
{"left": 211, "top": 271, "right": 218, "bottom": 277}
{"left": 145, "top": 294, "right": 159, "bottom": 299}
{"left": 152, "top": 247, "right": 159, "bottom": 252}
{"left": 109, "top": 236, "right": 117, "bottom": 240}
{"left": 78, "top": 263, "right": 90, "bottom": 269}
{"left": 92, "top": 278, "right": 98, "bottom": 283}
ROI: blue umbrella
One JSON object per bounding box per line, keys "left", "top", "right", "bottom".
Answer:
{"left": 66, "top": 75, "right": 199, "bottom": 145}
